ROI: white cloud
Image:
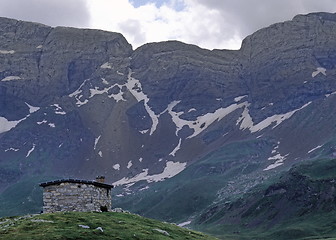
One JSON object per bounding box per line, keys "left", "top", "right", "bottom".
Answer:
{"left": 86, "top": 0, "right": 336, "bottom": 50}
{"left": 193, "top": 0, "right": 336, "bottom": 40}
{"left": 0, "top": 0, "right": 90, "bottom": 28}
{"left": 87, "top": 0, "right": 242, "bottom": 50}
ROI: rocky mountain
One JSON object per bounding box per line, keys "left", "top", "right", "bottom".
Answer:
{"left": 1, "top": 12, "right": 336, "bottom": 238}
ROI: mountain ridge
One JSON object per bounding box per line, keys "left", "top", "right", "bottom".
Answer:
{"left": 1, "top": 11, "right": 335, "bottom": 179}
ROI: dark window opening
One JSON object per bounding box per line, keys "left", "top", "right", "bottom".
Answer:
{"left": 77, "top": 185, "right": 81, "bottom": 188}
{"left": 107, "top": 189, "right": 110, "bottom": 197}
{"left": 100, "top": 206, "right": 108, "bottom": 212}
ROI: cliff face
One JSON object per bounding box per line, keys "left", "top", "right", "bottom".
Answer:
{"left": 0, "top": 12, "right": 336, "bottom": 222}
{"left": 240, "top": 13, "right": 336, "bottom": 120}
{"left": 0, "top": 17, "right": 132, "bottom": 102}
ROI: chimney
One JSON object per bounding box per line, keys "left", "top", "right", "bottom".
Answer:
{"left": 96, "top": 176, "right": 105, "bottom": 183}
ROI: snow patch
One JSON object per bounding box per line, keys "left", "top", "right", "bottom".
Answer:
{"left": 139, "top": 129, "right": 149, "bottom": 134}
{"left": 1, "top": 76, "right": 21, "bottom": 81}
{"left": 101, "top": 78, "right": 109, "bottom": 85}
{"left": 113, "top": 164, "right": 120, "bottom": 170}
{"left": 188, "top": 108, "right": 196, "bottom": 113}
{"left": 52, "top": 104, "right": 66, "bottom": 115}
{"left": 268, "top": 153, "right": 286, "bottom": 161}
{"left": 264, "top": 153, "right": 288, "bottom": 171}
{"left": 98, "top": 151, "right": 103, "bottom": 157}
{"left": 69, "top": 81, "right": 88, "bottom": 97}
{"left": 78, "top": 225, "right": 90, "bottom": 229}
{"left": 139, "top": 157, "right": 143, "bottom": 162}
{"left": 55, "top": 110, "right": 66, "bottom": 115}
{"left": 89, "top": 87, "right": 109, "bottom": 98}
{"left": 126, "top": 71, "right": 158, "bottom": 135}
{"left": 37, "top": 120, "right": 47, "bottom": 125}
{"left": 238, "top": 102, "right": 311, "bottom": 133}
{"left": 139, "top": 186, "right": 149, "bottom": 191}
{"left": 234, "top": 95, "right": 247, "bottom": 102}
{"left": 113, "top": 161, "right": 187, "bottom": 185}
{"left": 127, "top": 161, "right": 133, "bottom": 169}
{"left": 263, "top": 161, "right": 284, "bottom": 171}
{"left": 109, "top": 91, "right": 125, "bottom": 102}
{"left": 325, "top": 91, "right": 336, "bottom": 98}
{"left": 100, "top": 62, "right": 112, "bottom": 69}
{"left": 69, "top": 79, "right": 90, "bottom": 107}
{"left": 312, "top": 67, "right": 327, "bottom": 78}
{"left": 25, "top": 103, "right": 40, "bottom": 114}
{"left": 178, "top": 221, "right": 191, "bottom": 227}
{"left": 167, "top": 100, "right": 245, "bottom": 138}
{"left": 254, "top": 102, "right": 311, "bottom": 132}
{"left": 36, "top": 45, "right": 43, "bottom": 49}
{"left": 89, "top": 84, "right": 125, "bottom": 102}
{"left": 0, "top": 50, "right": 15, "bottom": 54}
{"left": 308, "top": 145, "right": 322, "bottom": 154}
{"left": 5, "top": 148, "right": 19, "bottom": 152}
{"left": 48, "top": 123, "right": 56, "bottom": 128}
{"left": 0, "top": 103, "right": 38, "bottom": 133}
{"left": 26, "top": 144, "right": 36, "bottom": 158}
{"left": 236, "top": 104, "right": 254, "bottom": 130}
{"left": 94, "top": 135, "right": 101, "bottom": 150}
{"left": 0, "top": 117, "right": 23, "bottom": 134}
{"left": 169, "top": 138, "right": 182, "bottom": 156}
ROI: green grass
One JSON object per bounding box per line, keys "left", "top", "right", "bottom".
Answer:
{"left": 292, "top": 158, "right": 336, "bottom": 180}
{"left": 195, "top": 158, "right": 336, "bottom": 240}
{"left": 197, "top": 211, "right": 336, "bottom": 240}
{"left": 0, "top": 212, "right": 218, "bottom": 240}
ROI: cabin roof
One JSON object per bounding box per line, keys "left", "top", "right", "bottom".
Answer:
{"left": 39, "top": 179, "right": 114, "bottom": 189}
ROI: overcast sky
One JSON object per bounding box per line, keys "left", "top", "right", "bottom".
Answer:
{"left": 0, "top": 0, "right": 335, "bottom": 50}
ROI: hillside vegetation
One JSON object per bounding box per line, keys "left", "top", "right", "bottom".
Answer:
{"left": 195, "top": 158, "right": 336, "bottom": 240}
{"left": 0, "top": 211, "right": 218, "bottom": 240}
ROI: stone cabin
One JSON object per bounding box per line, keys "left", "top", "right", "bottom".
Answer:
{"left": 39, "top": 176, "right": 113, "bottom": 213}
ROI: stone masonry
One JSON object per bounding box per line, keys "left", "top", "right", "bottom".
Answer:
{"left": 40, "top": 177, "right": 113, "bottom": 213}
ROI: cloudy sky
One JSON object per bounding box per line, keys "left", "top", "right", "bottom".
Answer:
{"left": 0, "top": 0, "right": 335, "bottom": 50}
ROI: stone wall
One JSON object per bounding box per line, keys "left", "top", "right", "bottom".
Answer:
{"left": 42, "top": 182, "right": 112, "bottom": 213}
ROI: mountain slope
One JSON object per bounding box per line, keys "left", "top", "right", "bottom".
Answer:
{"left": 0, "top": 12, "right": 336, "bottom": 238}
{"left": 194, "top": 158, "right": 336, "bottom": 239}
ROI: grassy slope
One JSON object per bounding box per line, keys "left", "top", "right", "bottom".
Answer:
{"left": 0, "top": 176, "right": 57, "bottom": 217}
{"left": 195, "top": 158, "right": 336, "bottom": 240}
{"left": 0, "top": 212, "right": 218, "bottom": 240}
{"left": 115, "top": 139, "right": 271, "bottom": 223}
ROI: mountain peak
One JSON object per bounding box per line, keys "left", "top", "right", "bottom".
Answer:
{"left": 293, "top": 12, "right": 336, "bottom": 22}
